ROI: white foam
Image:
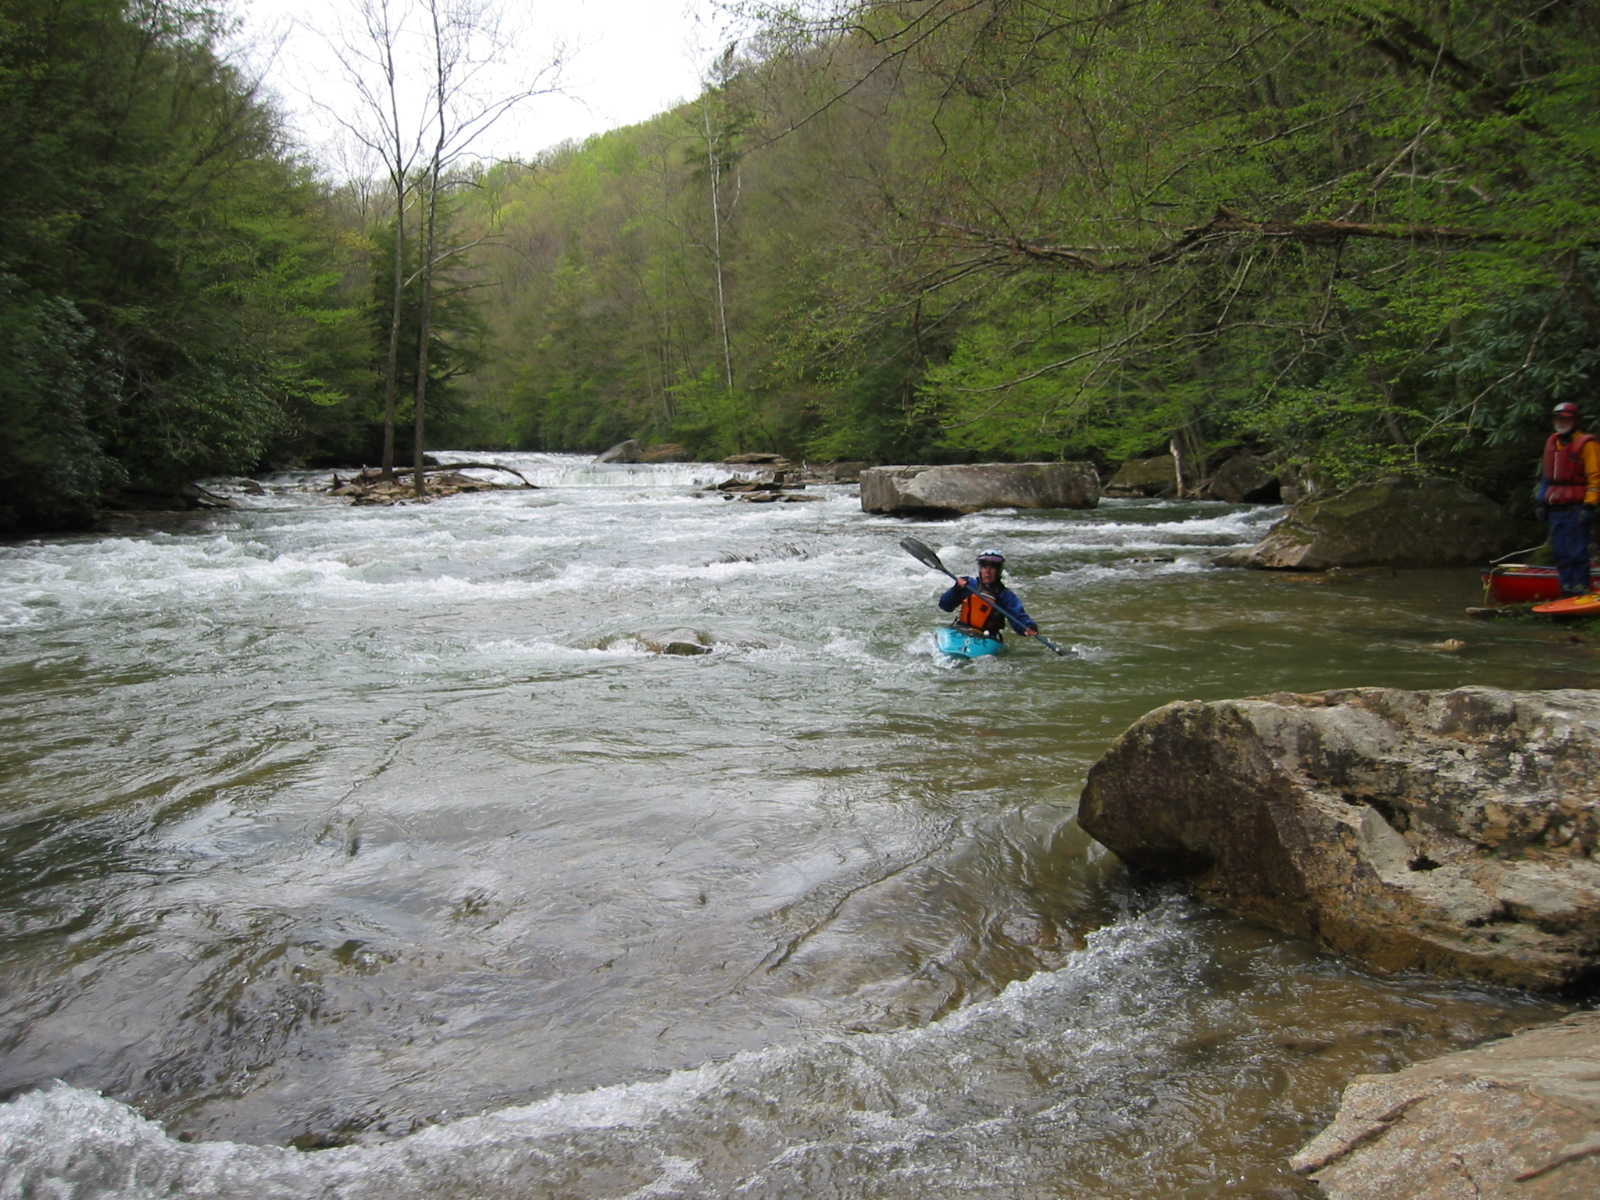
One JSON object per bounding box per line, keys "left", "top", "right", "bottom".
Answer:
{"left": 0, "top": 904, "right": 1203, "bottom": 1198}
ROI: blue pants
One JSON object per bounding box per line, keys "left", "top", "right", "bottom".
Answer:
{"left": 1548, "top": 506, "right": 1594, "bottom": 594}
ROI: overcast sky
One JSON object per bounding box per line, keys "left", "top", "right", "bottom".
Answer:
{"left": 234, "top": 0, "right": 730, "bottom": 169}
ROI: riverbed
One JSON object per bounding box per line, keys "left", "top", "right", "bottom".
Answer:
{"left": 0, "top": 455, "right": 1585, "bottom": 1197}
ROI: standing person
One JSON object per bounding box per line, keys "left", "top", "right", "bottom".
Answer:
{"left": 938, "top": 548, "right": 1040, "bottom": 642}
{"left": 1537, "top": 401, "right": 1600, "bottom": 596}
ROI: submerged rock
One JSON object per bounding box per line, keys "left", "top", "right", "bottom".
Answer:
{"left": 860, "top": 462, "right": 1099, "bottom": 516}
{"left": 1077, "top": 687, "right": 1600, "bottom": 993}
{"left": 603, "top": 629, "right": 714, "bottom": 656}
{"left": 1214, "top": 476, "right": 1521, "bottom": 569}
{"left": 1292, "top": 1010, "right": 1600, "bottom": 1197}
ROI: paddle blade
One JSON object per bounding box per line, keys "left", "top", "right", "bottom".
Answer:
{"left": 1035, "top": 633, "right": 1072, "bottom": 658}
{"left": 899, "top": 536, "right": 953, "bottom": 577}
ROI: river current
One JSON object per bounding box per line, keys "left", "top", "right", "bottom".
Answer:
{"left": 0, "top": 455, "right": 1585, "bottom": 1197}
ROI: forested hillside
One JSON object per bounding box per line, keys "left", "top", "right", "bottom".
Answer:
{"left": 0, "top": 0, "right": 371, "bottom": 532}
{"left": 454, "top": 0, "right": 1600, "bottom": 492}
{"left": 4, "top": 0, "right": 1597, "bottom": 534}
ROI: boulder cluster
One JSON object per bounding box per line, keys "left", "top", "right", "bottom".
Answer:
{"left": 1078, "top": 686, "right": 1600, "bottom": 1197}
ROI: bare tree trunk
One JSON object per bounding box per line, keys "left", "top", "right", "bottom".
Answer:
{"left": 703, "top": 100, "right": 734, "bottom": 394}
{"left": 1170, "top": 428, "right": 1204, "bottom": 498}
{"left": 320, "top": 0, "right": 561, "bottom": 492}
{"left": 381, "top": 174, "right": 406, "bottom": 479}
{"left": 413, "top": 1, "right": 450, "bottom": 499}
{"left": 413, "top": 172, "right": 438, "bottom": 497}
{"left": 321, "top": 0, "right": 419, "bottom": 482}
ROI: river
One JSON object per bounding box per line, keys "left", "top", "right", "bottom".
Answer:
{"left": 0, "top": 455, "right": 1584, "bottom": 1197}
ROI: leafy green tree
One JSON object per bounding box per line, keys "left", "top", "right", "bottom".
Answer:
{"left": 0, "top": 0, "right": 364, "bottom": 530}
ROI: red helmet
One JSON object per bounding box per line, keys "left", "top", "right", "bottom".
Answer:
{"left": 1553, "top": 402, "right": 1580, "bottom": 419}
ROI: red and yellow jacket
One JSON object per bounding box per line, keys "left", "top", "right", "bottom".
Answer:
{"left": 1541, "top": 431, "right": 1600, "bottom": 507}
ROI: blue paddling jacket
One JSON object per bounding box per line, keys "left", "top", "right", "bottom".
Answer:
{"left": 939, "top": 579, "right": 1037, "bottom": 638}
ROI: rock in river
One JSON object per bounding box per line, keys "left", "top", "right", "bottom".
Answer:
{"left": 1292, "top": 1010, "right": 1600, "bottom": 1198}
{"left": 1214, "top": 476, "right": 1523, "bottom": 569}
{"left": 860, "top": 462, "right": 1099, "bottom": 516}
{"left": 1077, "top": 687, "right": 1600, "bottom": 994}
{"left": 600, "top": 628, "right": 715, "bottom": 656}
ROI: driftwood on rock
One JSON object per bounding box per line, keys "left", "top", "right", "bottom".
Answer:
{"left": 328, "top": 462, "right": 535, "bottom": 506}
{"left": 709, "top": 475, "right": 824, "bottom": 503}
{"left": 355, "top": 462, "right": 535, "bottom": 486}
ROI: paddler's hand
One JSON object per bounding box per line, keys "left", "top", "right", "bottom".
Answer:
{"left": 1023, "top": 627, "right": 1038, "bottom": 637}
{"left": 956, "top": 576, "right": 972, "bottom": 591}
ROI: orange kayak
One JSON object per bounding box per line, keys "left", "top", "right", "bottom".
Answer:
{"left": 1532, "top": 593, "right": 1600, "bottom": 616}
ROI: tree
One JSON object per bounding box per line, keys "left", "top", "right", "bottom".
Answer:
{"left": 732, "top": 0, "right": 1600, "bottom": 485}
{"left": 0, "top": 0, "right": 362, "bottom": 531}
{"left": 316, "top": 0, "right": 560, "bottom": 491}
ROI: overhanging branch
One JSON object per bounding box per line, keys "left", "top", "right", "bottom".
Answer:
{"left": 931, "top": 205, "right": 1516, "bottom": 273}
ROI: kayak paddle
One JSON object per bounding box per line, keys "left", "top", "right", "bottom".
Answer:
{"left": 899, "top": 536, "right": 1071, "bottom": 657}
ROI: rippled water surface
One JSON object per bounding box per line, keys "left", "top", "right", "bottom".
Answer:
{"left": 0, "top": 455, "right": 1584, "bottom": 1197}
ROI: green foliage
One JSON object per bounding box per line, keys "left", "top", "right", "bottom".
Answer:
{"left": 0, "top": 0, "right": 366, "bottom": 526}
{"left": 11, "top": 0, "right": 1600, "bottom": 523}
{"left": 0, "top": 277, "right": 121, "bottom": 532}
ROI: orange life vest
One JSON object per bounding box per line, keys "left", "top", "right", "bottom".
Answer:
{"left": 957, "top": 591, "right": 1005, "bottom": 636}
{"left": 1543, "top": 431, "right": 1599, "bottom": 505}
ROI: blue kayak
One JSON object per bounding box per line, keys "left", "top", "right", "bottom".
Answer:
{"left": 935, "top": 626, "right": 1006, "bottom": 658}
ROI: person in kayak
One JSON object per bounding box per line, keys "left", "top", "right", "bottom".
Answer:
{"left": 1536, "top": 401, "right": 1600, "bottom": 596}
{"left": 938, "top": 548, "right": 1040, "bottom": 642}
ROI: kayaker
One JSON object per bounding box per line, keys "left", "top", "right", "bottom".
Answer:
{"left": 1535, "top": 401, "right": 1600, "bottom": 596}
{"left": 938, "top": 548, "right": 1040, "bottom": 641}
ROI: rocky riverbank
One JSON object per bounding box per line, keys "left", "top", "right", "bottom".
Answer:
{"left": 1077, "top": 686, "right": 1600, "bottom": 1195}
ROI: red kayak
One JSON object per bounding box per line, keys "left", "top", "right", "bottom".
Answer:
{"left": 1480, "top": 563, "right": 1600, "bottom": 604}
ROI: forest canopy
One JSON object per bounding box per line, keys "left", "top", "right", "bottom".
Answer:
{"left": 3, "top": 0, "right": 1597, "bottom": 533}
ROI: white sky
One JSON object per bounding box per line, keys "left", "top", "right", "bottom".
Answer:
{"left": 233, "top": 0, "right": 732, "bottom": 170}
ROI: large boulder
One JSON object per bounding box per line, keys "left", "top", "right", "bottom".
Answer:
{"left": 1077, "top": 687, "right": 1600, "bottom": 993}
{"left": 1106, "top": 454, "right": 1177, "bottom": 497}
{"left": 1205, "top": 450, "right": 1280, "bottom": 503}
{"left": 1292, "top": 1010, "right": 1600, "bottom": 1198}
{"left": 1214, "top": 476, "right": 1521, "bottom": 568}
{"left": 594, "top": 439, "right": 642, "bottom": 464}
{"left": 860, "top": 462, "right": 1099, "bottom": 516}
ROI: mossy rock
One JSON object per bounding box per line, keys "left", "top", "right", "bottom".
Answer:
{"left": 1215, "top": 477, "right": 1524, "bottom": 569}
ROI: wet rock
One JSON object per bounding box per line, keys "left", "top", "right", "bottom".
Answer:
{"left": 329, "top": 470, "right": 515, "bottom": 506}
{"left": 595, "top": 439, "right": 642, "bottom": 464}
{"left": 860, "top": 462, "right": 1099, "bottom": 516}
{"left": 1105, "top": 454, "right": 1177, "bottom": 498}
{"left": 607, "top": 629, "right": 714, "bottom": 656}
{"left": 1077, "top": 687, "right": 1600, "bottom": 993}
{"left": 1292, "top": 1010, "right": 1600, "bottom": 1198}
{"left": 1214, "top": 476, "right": 1521, "bottom": 569}
{"left": 809, "top": 461, "right": 866, "bottom": 484}
{"left": 1205, "top": 450, "right": 1280, "bottom": 503}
